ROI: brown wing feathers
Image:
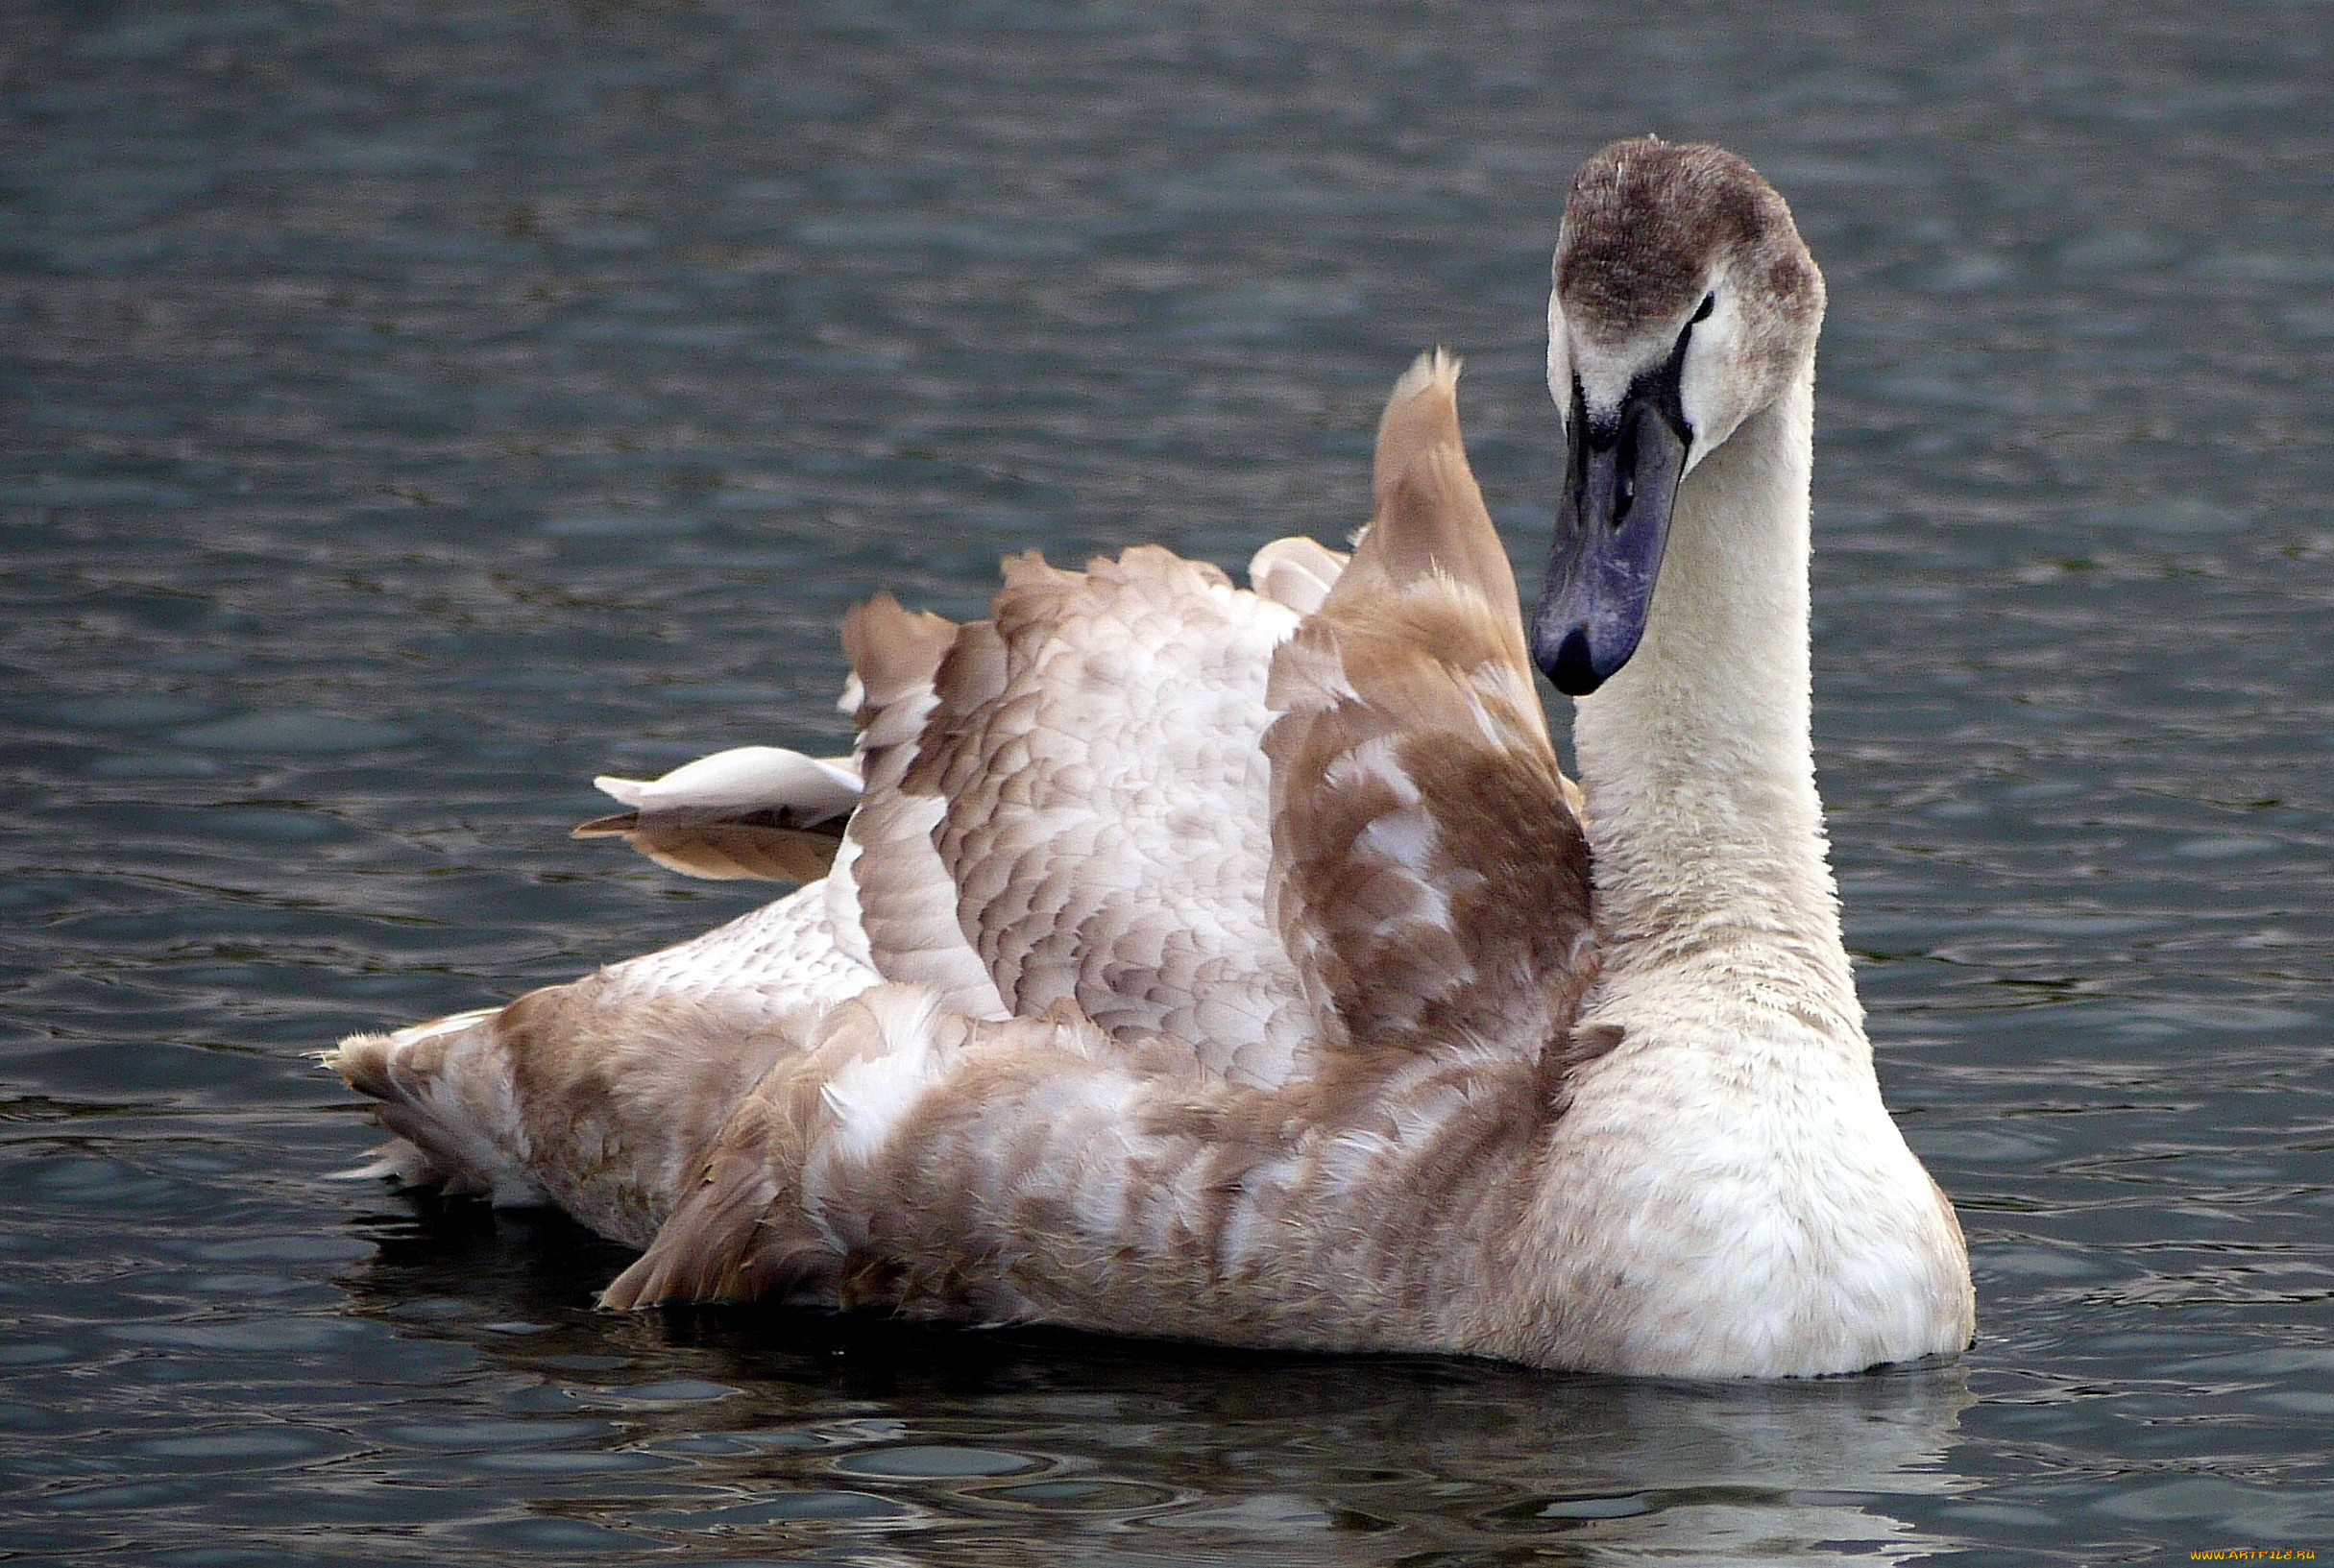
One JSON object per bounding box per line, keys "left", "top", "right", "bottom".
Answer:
{"left": 1265, "top": 351, "right": 1593, "bottom": 1059}
{"left": 834, "top": 354, "right": 1594, "bottom": 1067}
{"left": 571, "top": 812, "right": 847, "bottom": 883}
{"left": 837, "top": 545, "right": 1319, "bottom": 1086}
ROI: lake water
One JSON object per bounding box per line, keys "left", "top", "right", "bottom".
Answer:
{"left": 4, "top": 1, "right": 2331, "bottom": 1561}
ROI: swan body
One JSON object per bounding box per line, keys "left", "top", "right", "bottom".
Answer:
{"left": 329, "top": 138, "right": 1973, "bottom": 1377}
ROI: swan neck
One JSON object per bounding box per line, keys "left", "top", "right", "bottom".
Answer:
{"left": 1571, "top": 360, "right": 1850, "bottom": 1003}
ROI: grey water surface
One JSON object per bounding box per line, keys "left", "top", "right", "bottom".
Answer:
{"left": 4, "top": 1, "right": 2332, "bottom": 1562}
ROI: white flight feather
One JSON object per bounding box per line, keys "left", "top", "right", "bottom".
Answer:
{"left": 595, "top": 745, "right": 861, "bottom": 821}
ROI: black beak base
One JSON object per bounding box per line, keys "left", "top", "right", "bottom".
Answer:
{"left": 1530, "top": 382, "right": 1690, "bottom": 697}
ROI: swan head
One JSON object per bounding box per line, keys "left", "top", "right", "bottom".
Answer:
{"left": 1530, "top": 137, "right": 1825, "bottom": 696}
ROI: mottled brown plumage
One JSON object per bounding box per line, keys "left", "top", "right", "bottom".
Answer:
{"left": 910, "top": 546, "right": 1319, "bottom": 1079}
{"left": 586, "top": 355, "right": 1605, "bottom": 1347}
{"left": 571, "top": 808, "right": 846, "bottom": 882}
{"left": 337, "top": 354, "right": 1608, "bottom": 1357}
{"left": 1266, "top": 351, "right": 1594, "bottom": 1060}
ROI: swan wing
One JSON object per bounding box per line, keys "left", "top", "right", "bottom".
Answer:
{"left": 574, "top": 745, "right": 862, "bottom": 882}
{"left": 838, "top": 554, "right": 1320, "bottom": 1086}
{"left": 1248, "top": 534, "right": 1349, "bottom": 615}
{"left": 829, "top": 360, "right": 1588, "bottom": 1083}
{"left": 1265, "top": 351, "right": 1596, "bottom": 1060}
{"left": 829, "top": 591, "right": 1009, "bottom": 1022}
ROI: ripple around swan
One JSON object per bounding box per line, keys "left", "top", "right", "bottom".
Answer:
{"left": 4, "top": 0, "right": 2333, "bottom": 1560}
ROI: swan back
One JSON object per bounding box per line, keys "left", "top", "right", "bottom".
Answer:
{"left": 838, "top": 553, "right": 1321, "bottom": 1085}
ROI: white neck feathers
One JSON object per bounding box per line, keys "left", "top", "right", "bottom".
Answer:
{"left": 1525, "top": 356, "right": 1970, "bottom": 1377}
{"left": 1571, "top": 360, "right": 1859, "bottom": 1032}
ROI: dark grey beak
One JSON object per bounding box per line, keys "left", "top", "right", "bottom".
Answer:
{"left": 1530, "top": 375, "right": 1690, "bottom": 697}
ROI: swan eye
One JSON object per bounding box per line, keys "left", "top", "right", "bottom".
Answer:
{"left": 1690, "top": 292, "right": 1715, "bottom": 324}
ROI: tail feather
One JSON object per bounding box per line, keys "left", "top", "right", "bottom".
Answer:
{"left": 326, "top": 974, "right": 827, "bottom": 1251}
{"left": 323, "top": 1137, "right": 447, "bottom": 1188}
{"left": 324, "top": 1011, "right": 548, "bottom": 1208}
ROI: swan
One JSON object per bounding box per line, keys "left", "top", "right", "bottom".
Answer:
{"left": 328, "top": 136, "right": 1974, "bottom": 1378}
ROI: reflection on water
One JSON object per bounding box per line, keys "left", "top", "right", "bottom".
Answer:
{"left": 3, "top": 0, "right": 2332, "bottom": 1560}
{"left": 327, "top": 1205, "right": 1976, "bottom": 1566}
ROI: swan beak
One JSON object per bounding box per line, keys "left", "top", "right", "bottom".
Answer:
{"left": 1530, "top": 390, "right": 1690, "bottom": 697}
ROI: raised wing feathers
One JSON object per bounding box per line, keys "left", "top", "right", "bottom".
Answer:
{"left": 1248, "top": 535, "right": 1349, "bottom": 616}
{"left": 848, "top": 548, "right": 1318, "bottom": 1087}
{"left": 1264, "top": 351, "right": 1594, "bottom": 1058}
{"left": 828, "top": 356, "right": 1589, "bottom": 1080}
{"left": 832, "top": 593, "right": 1009, "bottom": 1020}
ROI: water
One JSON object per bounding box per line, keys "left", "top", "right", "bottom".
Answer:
{"left": 4, "top": 0, "right": 2331, "bottom": 1560}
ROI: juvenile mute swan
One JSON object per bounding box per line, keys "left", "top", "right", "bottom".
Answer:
{"left": 329, "top": 137, "right": 1974, "bottom": 1378}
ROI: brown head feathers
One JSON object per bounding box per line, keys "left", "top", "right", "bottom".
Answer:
{"left": 1556, "top": 136, "right": 1821, "bottom": 344}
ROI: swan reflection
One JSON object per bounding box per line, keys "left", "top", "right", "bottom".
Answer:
{"left": 342, "top": 1207, "right": 1974, "bottom": 1564}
